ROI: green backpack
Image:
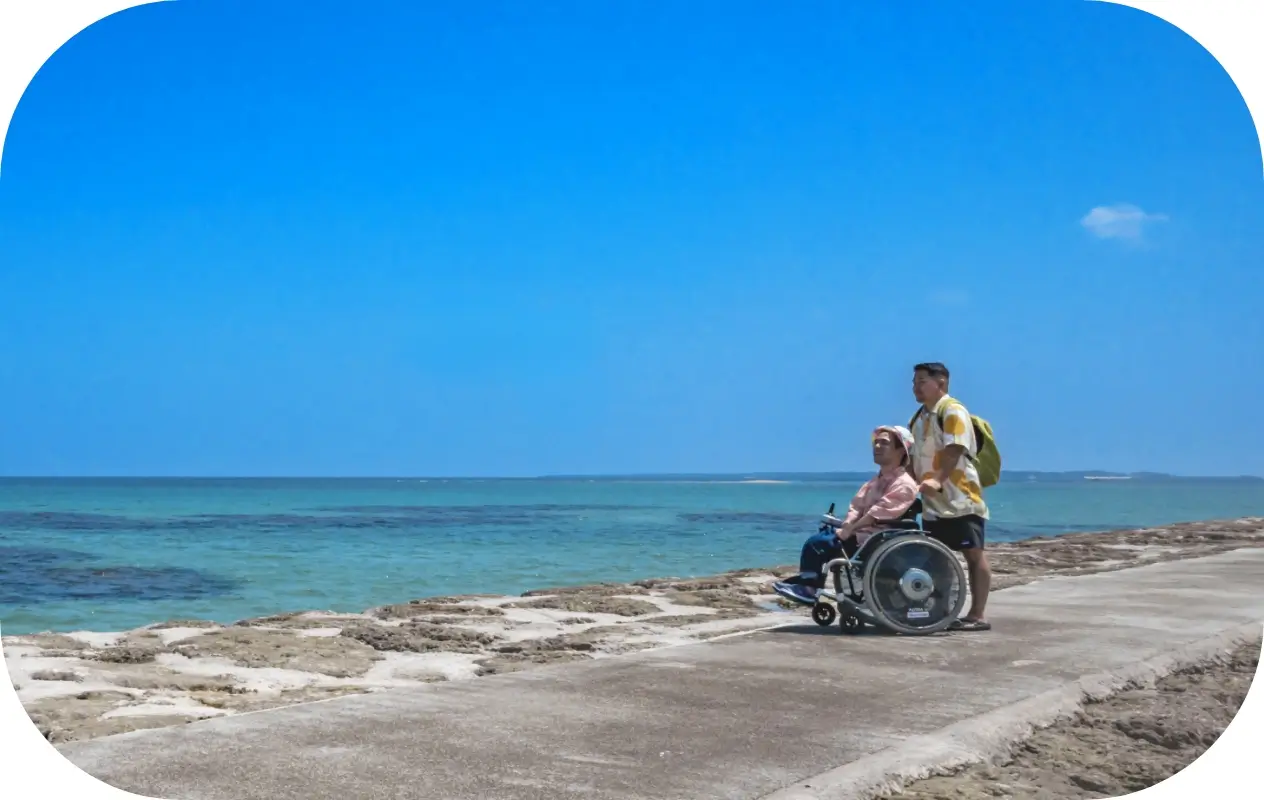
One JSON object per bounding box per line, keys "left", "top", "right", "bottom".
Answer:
{"left": 909, "top": 402, "right": 1002, "bottom": 489}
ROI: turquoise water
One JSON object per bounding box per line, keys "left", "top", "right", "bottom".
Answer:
{"left": 2, "top": 477, "right": 1261, "bottom": 635}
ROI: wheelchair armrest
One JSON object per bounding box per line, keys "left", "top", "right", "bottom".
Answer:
{"left": 887, "top": 520, "right": 922, "bottom": 530}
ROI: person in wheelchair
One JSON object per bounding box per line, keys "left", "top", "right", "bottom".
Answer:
{"left": 773, "top": 425, "right": 919, "bottom": 606}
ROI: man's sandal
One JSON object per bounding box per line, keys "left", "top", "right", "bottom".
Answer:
{"left": 950, "top": 618, "right": 992, "bottom": 632}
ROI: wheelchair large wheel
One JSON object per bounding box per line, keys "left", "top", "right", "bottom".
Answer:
{"left": 861, "top": 535, "right": 966, "bottom": 635}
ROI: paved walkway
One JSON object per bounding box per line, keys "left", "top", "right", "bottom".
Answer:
{"left": 59, "top": 550, "right": 1264, "bottom": 800}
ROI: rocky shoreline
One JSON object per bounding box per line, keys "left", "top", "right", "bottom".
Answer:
{"left": 4, "top": 516, "right": 1262, "bottom": 747}
{"left": 892, "top": 635, "right": 1261, "bottom": 799}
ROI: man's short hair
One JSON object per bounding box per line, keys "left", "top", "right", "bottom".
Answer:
{"left": 914, "top": 362, "right": 950, "bottom": 381}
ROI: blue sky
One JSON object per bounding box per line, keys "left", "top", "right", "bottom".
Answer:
{"left": 0, "top": 0, "right": 1260, "bottom": 478}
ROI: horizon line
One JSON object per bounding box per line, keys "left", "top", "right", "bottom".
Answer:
{"left": 1, "top": 470, "right": 1261, "bottom": 482}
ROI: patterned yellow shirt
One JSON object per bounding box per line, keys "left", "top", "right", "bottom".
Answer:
{"left": 910, "top": 395, "right": 990, "bottom": 521}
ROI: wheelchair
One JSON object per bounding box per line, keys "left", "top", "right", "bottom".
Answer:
{"left": 806, "top": 500, "right": 967, "bottom": 636}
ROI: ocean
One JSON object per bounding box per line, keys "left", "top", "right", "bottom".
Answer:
{"left": 2, "top": 476, "right": 1261, "bottom": 635}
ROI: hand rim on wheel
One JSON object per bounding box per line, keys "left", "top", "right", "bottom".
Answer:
{"left": 861, "top": 535, "right": 966, "bottom": 635}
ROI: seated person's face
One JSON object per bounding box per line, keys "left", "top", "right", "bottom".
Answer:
{"left": 872, "top": 432, "right": 900, "bottom": 466}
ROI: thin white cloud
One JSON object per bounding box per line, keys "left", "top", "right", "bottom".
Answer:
{"left": 1080, "top": 203, "right": 1168, "bottom": 241}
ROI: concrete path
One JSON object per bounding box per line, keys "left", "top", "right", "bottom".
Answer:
{"left": 59, "top": 550, "right": 1264, "bottom": 800}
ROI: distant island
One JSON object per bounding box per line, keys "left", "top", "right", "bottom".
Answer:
{"left": 536, "top": 471, "right": 1264, "bottom": 484}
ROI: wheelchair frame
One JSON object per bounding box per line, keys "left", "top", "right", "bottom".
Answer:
{"left": 807, "top": 516, "right": 967, "bottom": 636}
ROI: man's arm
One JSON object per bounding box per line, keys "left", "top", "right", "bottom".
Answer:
{"left": 920, "top": 405, "right": 974, "bottom": 494}
{"left": 931, "top": 444, "right": 967, "bottom": 485}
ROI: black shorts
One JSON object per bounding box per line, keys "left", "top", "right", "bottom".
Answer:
{"left": 924, "top": 515, "right": 986, "bottom": 551}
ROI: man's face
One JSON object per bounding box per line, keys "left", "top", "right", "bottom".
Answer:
{"left": 912, "top": 370, "right": 944, "bottom": 405}
{"left": 872, "top": 431, "right": 900, "bottom": 466}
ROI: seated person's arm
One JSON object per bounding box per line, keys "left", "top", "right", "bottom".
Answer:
{"left": 837, "top": 478, "right": 917, "bottom": 539}
{"left": 833, "top": 480, "right": 871, "bottom": 538}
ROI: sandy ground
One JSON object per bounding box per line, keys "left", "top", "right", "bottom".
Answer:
{"left": 4, "top": 516, "right": 1262, "bottom": 753}
{"left": 891, "top": 635, "right": 1261, "bottom": 799}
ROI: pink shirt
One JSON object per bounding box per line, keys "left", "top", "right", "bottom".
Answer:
{"left": 840, "top": 466, "right": 919, "bottom": 544}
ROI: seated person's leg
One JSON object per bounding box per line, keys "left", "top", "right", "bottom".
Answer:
{"left": 776, "top": 530, "right": 851, "bottom": 604}
{"left": 839, "top": 533, "right": 860, "bottom": 559}
{"left": 799, "top": 530, "right": 848, "bottom": 587}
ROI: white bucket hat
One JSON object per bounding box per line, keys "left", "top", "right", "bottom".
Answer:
{"left": 873, "top": 425, "right": 915, "bottom": 459}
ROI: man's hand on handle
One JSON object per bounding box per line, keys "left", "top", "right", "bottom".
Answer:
{"left": 918, "top": 478, "right": 943, "bottom": 495}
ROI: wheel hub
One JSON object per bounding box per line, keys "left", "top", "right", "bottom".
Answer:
{"left": 899, "top": 567, "right": 934, "bottom": 602}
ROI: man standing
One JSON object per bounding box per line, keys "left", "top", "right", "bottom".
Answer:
{"left": 910, "top": 362, "right": 992, "bottom": 631}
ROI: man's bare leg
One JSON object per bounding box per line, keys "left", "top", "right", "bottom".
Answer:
{"left": 962, "top": 548, "right": 991, "bottom": 622}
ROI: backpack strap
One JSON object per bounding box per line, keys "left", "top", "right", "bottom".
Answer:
{"left": 921, "top": 401, "right": 979, "bottom": 462}
{"left": 909, "top": 405, "right": 946, "bottom": 431}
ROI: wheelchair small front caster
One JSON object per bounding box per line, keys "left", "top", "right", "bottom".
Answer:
{"left": 811, "top": 603, "right": 837, "bottom": 627}
{"left": 840, "top": 613, "right": 864, "bottom": 635}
